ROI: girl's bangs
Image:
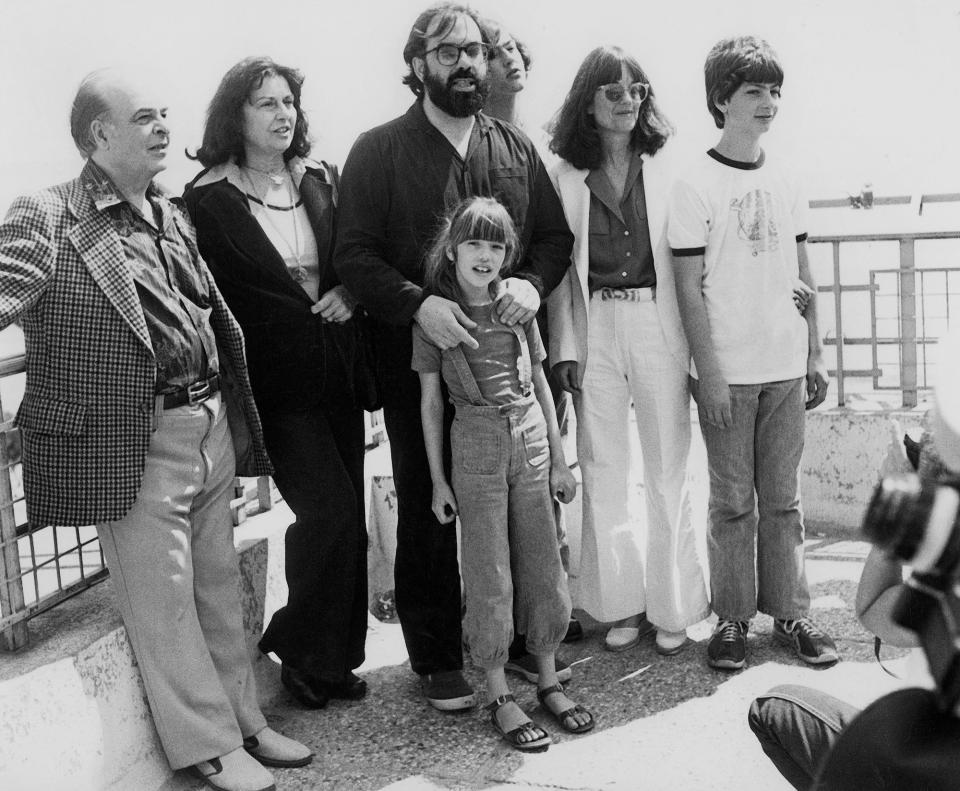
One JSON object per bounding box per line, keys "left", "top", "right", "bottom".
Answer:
{"left": 457, "top": 205, "right": 511, "bottom": 244}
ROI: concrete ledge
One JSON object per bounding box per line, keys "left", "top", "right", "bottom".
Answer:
{"left": 801, "top": 406, "right": 929, "bottom": 533}
{"left": 0, "top": 533, "right": 270, "bottom": 791}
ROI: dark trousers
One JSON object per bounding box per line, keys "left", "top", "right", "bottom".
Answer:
{"left": 383, "top": 367, "right": 462, "bottom": 676}
{"left": 258, "top": 398, "right": 368, "bottom": 678}
{"left": 748, "top": 684, "right": 860, "bottom": 790}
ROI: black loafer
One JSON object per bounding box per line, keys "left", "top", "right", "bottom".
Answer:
{"left": 280, "top": 665, "right": 329, "bottom": 709}
{"left": 320, "top": 672, "right": 368, "bottom": 700}
{"left": 563, "top": 617, "right": 584, "bottom": 643}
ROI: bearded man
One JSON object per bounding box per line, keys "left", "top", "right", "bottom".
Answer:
{"left": 334, "top": 2, "right": 572, "bottom": 711}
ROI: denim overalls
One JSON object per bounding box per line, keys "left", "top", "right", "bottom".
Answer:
{"left": 445, "top": 325, "right": 571, "bottom": 670}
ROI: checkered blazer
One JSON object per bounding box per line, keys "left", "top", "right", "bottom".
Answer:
{"left": 0, "top": 171, "right": 272, "bottom": 527}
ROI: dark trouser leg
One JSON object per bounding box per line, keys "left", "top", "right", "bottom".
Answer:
{"left": 384, "top": 370, "right": 462, "bottom": 676}
{"left": 748, "top": 684, "right": 859, "bottom": 791}
{"left": 259, "top": 399, "right": 367, "bottom": 676}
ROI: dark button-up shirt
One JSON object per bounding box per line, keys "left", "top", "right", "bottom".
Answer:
{"left": 334, "top": 101, "right": 573, "bottom": 335}
{"left": 586, "top": 152, "right": 656, "bottom": 292}
{"left": 83, "top": 161, "right": 218, "bottom": 391}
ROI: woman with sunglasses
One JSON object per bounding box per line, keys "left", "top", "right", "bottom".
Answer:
{"left": 548, "top": 46, "right": 709, "bottom": 656}
{"left": 184, "top": 57, "right": 369, "bottom": 712}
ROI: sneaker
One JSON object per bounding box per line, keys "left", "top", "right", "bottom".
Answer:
{"left": 707, "top": 619, "right": 748, "bottom": 670}
{"left": 421, "top": 670, "right": 477, "bottom": 712}
{"left": 774, "top": 617, "right": 839, "bottom": 665}
{"left": 504, "top": 653, "right": 572, "bottom": 684}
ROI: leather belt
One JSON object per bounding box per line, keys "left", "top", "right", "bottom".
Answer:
{"left": 161, "top": 374, "right": 220, "bottom": 409}
{"left": 596, "top": 286, "right": 655, "bottom": 302}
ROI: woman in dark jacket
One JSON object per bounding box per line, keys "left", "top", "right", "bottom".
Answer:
{"left": 184, "top": 56, "right": 367, "bottom": 709}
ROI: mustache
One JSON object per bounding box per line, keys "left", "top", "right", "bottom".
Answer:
{"left": 447, "top": 67, "right": 479, "bottom": 85}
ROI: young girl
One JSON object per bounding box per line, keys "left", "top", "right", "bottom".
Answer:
{"left": 412, "top": 197, "right": 594, "bottom": 752}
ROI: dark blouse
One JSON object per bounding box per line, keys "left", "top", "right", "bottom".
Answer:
{"left": 586, "top": 152, "right": 656, "bottom": 292}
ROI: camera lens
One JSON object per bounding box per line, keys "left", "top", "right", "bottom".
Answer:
{"left": 861, "top": 473, "right": 933, "bottom": 561}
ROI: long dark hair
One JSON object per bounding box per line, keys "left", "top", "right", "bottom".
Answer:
{"left": 424, "top": 197, "right": 520, "bottom": 309}
{"left": 190, "top": 56, "right": 311, "bottom": 167}
{"left": 549, "top": 46, "right": 673, "bottom": 171}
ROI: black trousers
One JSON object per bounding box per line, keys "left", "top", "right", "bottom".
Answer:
{"left": 383, "top": 366, "right": 461, "bottom": 676}
{"left": 258, "top": 397, "right": 368, "bottom": 678}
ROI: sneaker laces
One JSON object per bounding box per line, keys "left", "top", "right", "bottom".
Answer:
{"left": 782, "top": 617, "right": 824, "bottom": 638}
{"left": 715, "top": 620, "right": 746, "bottom": 642}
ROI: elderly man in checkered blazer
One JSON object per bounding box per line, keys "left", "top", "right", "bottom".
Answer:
{"left": 0, "top": 69, "right": 313, "bottom": 791}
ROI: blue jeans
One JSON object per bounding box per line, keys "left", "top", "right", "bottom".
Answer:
{"left": 749, "top": 685, "right": 859, "bottom": 790}
{"left": 453, "top": 396, "right": 571, "bottom": 670}
{"left": 696, "top": 376, "right": 810, "bottom": 620}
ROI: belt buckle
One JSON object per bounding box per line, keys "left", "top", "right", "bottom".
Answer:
{"left": 186, "top": 379, "right": 211, "bottom": 405}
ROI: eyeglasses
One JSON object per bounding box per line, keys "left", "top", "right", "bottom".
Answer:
{"left": 596, "top": 82, "right": 650, "bottom": 104}
{"left": 425, "top": 42, "right": 489, "bottom": 66}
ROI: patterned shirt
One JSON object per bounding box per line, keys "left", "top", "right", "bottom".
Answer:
{"left": 82, "top": 161, "right": 218, "bottom": 391}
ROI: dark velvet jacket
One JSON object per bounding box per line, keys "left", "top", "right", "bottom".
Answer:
{"left": 183, "top": 159, "right": 348, "bottom": 412}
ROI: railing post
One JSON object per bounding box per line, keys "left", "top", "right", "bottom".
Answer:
{"left": 832, "top": 241, "right": 846, "bottom": 406}
{"left": 899, "top": 238, "right": 917, "bottom": 408}
{"left": 0, "top": 421, "right": 29, "bottom": 651}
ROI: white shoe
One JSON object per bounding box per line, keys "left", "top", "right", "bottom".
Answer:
{"left": 655, "top": 629, "right": 690, "bottom": 656}
{"left": 191, "top": 746, "right": 275, "bottom": 791}
{"left": 605, "top": 626, "right": 639, "bottom": 651}
{"left": 244, "top": 727, "right": 313, "bottom": 768}
{"left": 605, "top": 615, "right": 655, "bottom": 652}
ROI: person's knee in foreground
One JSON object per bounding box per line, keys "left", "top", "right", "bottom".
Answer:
{"left": 547, "top": 44, "right": 711, "bottom": 658}
{"left": 668, "top": 35, "right": 836, "bottom": 671}
{"left": 0, "top": 68, "right": 310, "bottom": 791}
{"left": 414, "top": 197, "right": 593, "bottom": 752}
{"left": 333, "top": 1, "right": 573, "bottom": 711}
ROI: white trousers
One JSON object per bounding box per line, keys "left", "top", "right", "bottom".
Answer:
{"left": 575, "top": 293, "right": 709, "bottom": 630}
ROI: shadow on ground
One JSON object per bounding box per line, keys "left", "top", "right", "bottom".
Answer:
{"left": 166, "top": 539, "right": 910, "bottom": 791}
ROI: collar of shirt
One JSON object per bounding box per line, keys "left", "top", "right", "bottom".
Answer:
{"left": 586, "top": 151, "right": 644, "bottom": 226}
{"left": 403, "top": 100, "right": 493, "bottom": 147}
{"left": 81, "top": 159, "right": 174, "bottom": 235}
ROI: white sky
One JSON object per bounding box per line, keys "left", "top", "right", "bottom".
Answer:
{"left": 1, "top": 0, "right": 959, "bottom": 215}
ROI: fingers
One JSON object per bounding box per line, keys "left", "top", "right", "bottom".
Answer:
{"left": 554, "top": 363, "right": 580, "bottom": 394}
{"left": 495, "top": 298, "right": 535, "bottom": 326}
{"left": 805, "top": 373, "right": 829, "bottom": 410}
{"left": 311, "top": 294, "right": 354, "bottom": 323}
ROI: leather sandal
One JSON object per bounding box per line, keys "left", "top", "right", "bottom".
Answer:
{"left": 537, "top": 683, "right": 596, "bottom": 734}
{"left": 485, "top": 694, "right": 551, "bottom": 752}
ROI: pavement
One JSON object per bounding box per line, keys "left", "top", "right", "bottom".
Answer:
{"left": 157, "top": 409, "right": 916, "bottom": 791}
{"left": 160, "top": 533, "right": 914, "bottom": 791}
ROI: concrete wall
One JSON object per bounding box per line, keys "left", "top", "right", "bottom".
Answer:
{"left": 801, "top": 406, "right": 929, "bottom": 534}
{"left": 0, "top": 537, "right": 270, "bottom": 791}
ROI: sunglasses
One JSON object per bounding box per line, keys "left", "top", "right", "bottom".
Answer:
{"left": 596, "top": 82, "right": 649, "bottom": 104}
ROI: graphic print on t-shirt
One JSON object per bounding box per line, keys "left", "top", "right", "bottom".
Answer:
{"left": 730, "top": 189, "right": 780, "bottom": 257}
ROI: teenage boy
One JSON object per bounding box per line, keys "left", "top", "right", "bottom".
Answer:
{"left": 667, "top": 36, "right": 837, "bottom": 670}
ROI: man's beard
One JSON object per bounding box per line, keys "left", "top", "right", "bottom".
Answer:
{"left": 423, "top": 65, "right": 489, "bottom": 118}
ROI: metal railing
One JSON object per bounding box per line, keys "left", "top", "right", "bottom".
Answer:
{"left": 808, "top": 192, "right": 960, "bottom": 407}
{"left": 0, "top": 354, "right": 110, "bottom": 651}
